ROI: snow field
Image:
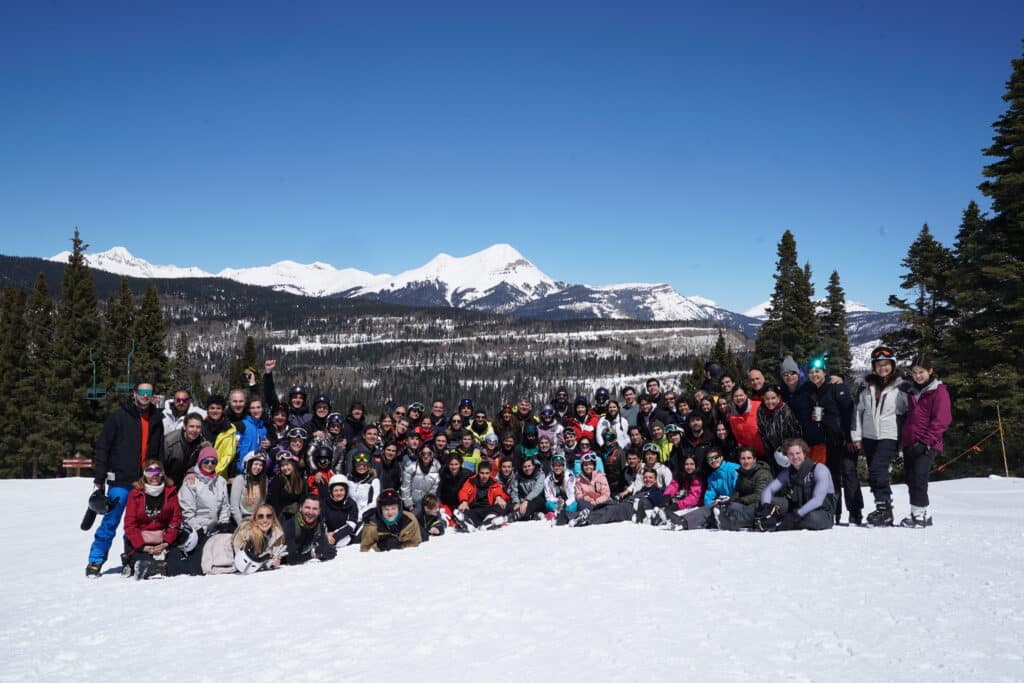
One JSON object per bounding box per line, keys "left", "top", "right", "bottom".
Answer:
{"left": 0, "top": 477, "right": 1021, "bottom": 682}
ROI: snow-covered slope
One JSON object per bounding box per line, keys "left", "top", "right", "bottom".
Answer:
{"left": 48, "top": 246, "right": 213, "bottom": 279}
{"left": 2, "top": 477, "right": 1021, "bottom": 682}
{"left": 744, "top": 298, "right": 874, "bottom": 319}
{"left": 217, "top": 261, "right": 389, "bottom": 298}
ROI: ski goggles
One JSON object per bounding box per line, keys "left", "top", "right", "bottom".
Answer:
{"left": 352, "top": 452, "right": 371, "bottom": 464}
{"left": 642, "top": 443, "right": 660, "bottom": 454}
{"left": 871, "top": 347, "right": 896, "bottom": 360}
{"left": 407, "top": 402, "right": 425, "bottom": 412}
{"left": 144, "top": 466, "right": 164, "bottom": 476}
{"left": 286, "top": 428, "right": 309, "bottom": 440}
{"left": 579, "top": 453, "right": 598, "bottom": 464}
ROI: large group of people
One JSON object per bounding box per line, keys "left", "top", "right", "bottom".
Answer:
{"left": 83, "top": 346, "right": 952, "bottom": 579}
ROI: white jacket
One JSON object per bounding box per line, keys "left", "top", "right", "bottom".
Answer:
{"left": 596, "top": 415, "right": 630, "bottom": 448}
{"left": 851, "top": 378, "right": 906, "bottom": 442}
{"left": 162, "top": 400, "right": 206, "bottom": 435}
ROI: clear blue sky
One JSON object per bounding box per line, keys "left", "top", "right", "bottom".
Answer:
{"left": 1, "top": 1, "right": 1021, "bottom": 312}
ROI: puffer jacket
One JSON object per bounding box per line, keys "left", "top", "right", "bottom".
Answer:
{"left": 346, "top": 471, "right": 381, "bottom": 519}
{"left": 852, "top": 375, "right": 906, "bottom": 442}
{"left": 515, "top": 467, "right": 546, "bottom": 503}
{"left": 179, "top": 466, "right": 230, "bottom": 533}
{"left": 458, "top": 475, "right": 509, "bottom": 508}
{"left": 401, "top": 459, "right": 441, "bottom": 510}
{"left": 596, "top": 414, "right": 630, "bottom": 448}
{"left": 574, "top": 471, "right": 611, "bottom": 506}
{"left": 161, "top": 400, "right": 206, "bottom": 435}
{"left": 901, "top": 379, "right": 952, "bottom": 451}
{"left": 93, "top": 400, "right": 165, "bottom": 487}
{"left": 732, "top": 461, "right": 773, "bottom": 505}
{"left": 360, "top": 509, "right": 422, "bottom": 552}
{"left": 663, "top": 475, "right": 703, "bottom": 510}
{"left": 544, "top": 471, "right": 578, "bottom": 513}
{"left": 729, "top": 400, "right": 765, "bottom": 457}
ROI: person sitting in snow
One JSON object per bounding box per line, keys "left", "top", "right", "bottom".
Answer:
{"left": 361, "top": 488, "right": 422, "bottom": 552}
{"left": 453, "top": 459, "right": 512, "bottom": 531}
{"left": 754, "top": 438, "right": 836, "bottom": 532}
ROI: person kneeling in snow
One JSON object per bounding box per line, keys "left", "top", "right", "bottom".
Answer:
{"left": 453, "top": 459, "right": 513, "bottom": 531}
{"left": 361, "top": 488, "right": 422, "bottom": 552}
{"left": 417, "top": 494, "right": 447, "bottom": 540}
{"left": 754, "top": 438, "right": 836, "bottom": 532}
{"left": 283, "top": 496, "right": 338, "bottom": 564}
{"left": 322, "top": 474, "right": 361, "bottom": 548}
{"left": 232, "top": 504, "right": 287, "bottom": 573}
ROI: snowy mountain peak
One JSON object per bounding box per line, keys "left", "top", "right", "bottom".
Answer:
{"left": 48, "top": 246, "right": 213, "bottom": 279}
{"left": 744, "top": 298, "right": 873, "bottom": 319}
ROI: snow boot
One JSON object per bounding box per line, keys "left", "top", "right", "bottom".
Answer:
{"left": 506, "top": 509, "right": 522, "bottom": 523}
{"left": 85, "top": 562, "right": 102, "bottom": 578}
{"left": 120, "top": 553, "right": 134, "bottom": 578}
{"left": 899, "top": 512, "right": 933, "bottom": 528}
{"left": 631, "top": 498, "right": 645, "bottom": 524}
{"left": 569, "top": 508, "right": 591, "bottom": 528}
{"left": 849, "top": 511, "right": 864, "bottom": 527}
{"left": 452, "top": 508, "right": 474, "bottom": 533}
{"left": 866, "top": 500, "right": 894, "bottom": 527}
{"left": 482, "top": 514, "right": 507, "bottom": 530}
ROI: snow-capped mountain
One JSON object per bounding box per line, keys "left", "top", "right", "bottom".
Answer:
{"left": 48, "top": 246, "right": 214, "bottom": 279}
{"left": 217, "top": 261, "right": 388, "bottom": 298}
{"left": 744, "top": 298, "right": 873, "bottom": 319}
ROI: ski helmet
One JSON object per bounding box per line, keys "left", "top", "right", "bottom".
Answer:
{"left": 328, "top": 473, "right": 350, "bottom": 493}
{"left": 87, "top": 489, "right": 116, "bottom": 515}
{"left": 312, "top": 394, "right": 332, "bottom": 411}
{"left": 312, "top": 445, "right": 333, "bottom": 469}
{"left": 326, "top": 412, "right": 344, "bottom": 427}
{"left": 484, "top": 433, "right": 499, "bottom": 446}
{"left": 574, "top": 395, "right": 589, "bottom": 409}
{"left": 870, "top": 345, "right": 896, "bottom": 368}
{"left": 540, "top": 404, "right": 556, "bottom": 419}
{"left": 594, "top": 387, "right": 610, "bottom": 405}
{"left": 773, "top": 449, "right": 790, "bottom": 469}
{"left": 288, "top": 385, "right": 307, "bottom": 399}
{"left": 175, "top": 523, "right": 199, "bottom": 553}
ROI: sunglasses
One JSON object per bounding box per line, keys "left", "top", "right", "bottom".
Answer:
{"left": 200, "top": 458, "right": 218, "bottom": 466}
{"left": 255, "top": 513, "right": 273, "bottom": 520}
{"left": 136, "top": 389, "right": 154, "bottom": 396}
{"left": 173, "top": 397, "right": 190, "bottom": 404}
{"left": 144, "top": 467, "right": 163, "bottom": 475}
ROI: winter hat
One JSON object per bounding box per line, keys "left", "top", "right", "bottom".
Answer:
{"left": 524, "top": 423, "right": 538, "bottom": 435}
{"left": 198, "top": 445, "right": 218, "bottom": 464}
{"left": 242, "top": 450, "right": 266, "bottom": 473}
{"left": 378, "top": 488, "right": 402, "bottom": 508}
{"left": 205, "top": 395, "right": 225, "bottom": 409}
{"left": 779, "top": 355, "right": 799, "bottom": 376}
{"left": 574, "top": 395, "right": 589, "bottom": 408}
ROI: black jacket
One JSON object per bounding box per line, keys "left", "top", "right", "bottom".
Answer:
{"left": 283, "top": 516, "right": 337, "bottom": 564}
{"left": 93, "top": 401, "right": 164, "bottom": 487}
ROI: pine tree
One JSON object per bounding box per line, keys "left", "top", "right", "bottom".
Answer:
{"left": 883, "top": 224, "right": 953, "bottom": 359}
{"left": 0, "top": 286, "right": 28, "bottom": 476}
{"left": 101, "top": 276, "right": 135, "bottom": 394}
{"left": 20, "top": 274, "right": 64, "bottom": 478}
{"left": 53, "top": 229, "right": 104, "bottom": 459}
{"left": 817, "top": 270, "right": 852, "bottom": 373}
{"left": 169, "top": 330, "right": 191, "bottom": 389}
{"left": 754, "top": 231, "right": 820, "bottom": 379}
{"left": 191, "top": 369, "right": 209, "bottom": 405}
{"left": 133, "top": 282, "right": 170, "bottom": 391}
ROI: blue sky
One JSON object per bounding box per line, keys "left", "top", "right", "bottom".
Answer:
{"left": 1, "top": 1, "right": 1021, "bottom": 312}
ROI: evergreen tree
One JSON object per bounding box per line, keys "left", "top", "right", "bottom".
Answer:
{"left": 227, "top": 335, "right": 259, "bottom": 389}
{"left": 684, "top": 356, "right": 705, "bottom": 394}
{"left": 754, "top": 231, "right": 819, "bottom": 378}
{"left": 817, "top": 270, "right": 852, "bottom": 373}
{"left": 133, "top": 282, "right": 170, "bottom": 391}
{"left": 101, "top": 276, "right": 135, "bottom": 394}
{"left": 883, "top": 224, "right": 953, "bottom": 359}
{"left": 190, "top": 369, "right": 209, "bottom": 405}
{"left": 53, "top": 229, "right": 104, "bottom": 459}
{"left": 0, "top": 286, "right": 28, "bottom": 477}
{"left": 169, "top": 330, "right": 191, "bottom": 389}
{"left": 710, "top": 329, "right": 744, "bottom": 382}
{"left": 21, "top": 274, "right": 63, "bottom": 478}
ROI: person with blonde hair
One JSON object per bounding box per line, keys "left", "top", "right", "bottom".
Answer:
{"left": 232, "top": 504, "right": 287, "bottom": 573}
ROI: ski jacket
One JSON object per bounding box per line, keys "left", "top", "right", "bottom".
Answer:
{"left": 901, "top": 379, "right": 952, "bottom": 452}
{"left": 235, "top": 415, "right": 268, "bottom": 472}
{"left": 762, "top": 459, "right": 835, "bottom": 518}
{"left": 467, "top": 420, "right": 496, "bottom": 444}
{"left": 373, "top": 454, "right": 404, "bottom": 492}
{"left": 458, "top": 475, "right": 509, "bottom": 508}
{"left": 438, "top": 467, "right": 471, "bottom": 510}
{"left": 729, "top": 400, "right": 765, "bottom": 457}
{"left": 601, "top": 447, "right": 627, "bottom": 494}
{"left": 798, "top": 380, "right": 854, "bottom": 448}
{"left": 93, "top": 400, "right": 165, "bottom": 487}
{"left": 401, "top": 459, "right": 441, "bottom": 510}
{"left": 574, "top": 471, "right": 611, "bottom": 506}
{"left": 229, "top": 474, "right": 266, "bottom": 525}
{"left": 630, "top": 462, "right": 673, "bottom": 491}
{"left": 565, "top": 410, "right": 601, "bottom": 442}
{"left": 850, "top": 375, "right": 905, "bottom": 442}
{"left": 544, "top": 471, "right": 578, "bottom": 513}
{"left": 756, "top": 402, "right": 802, "bottom": 459}
{"left": 360, "top": 509, "right": 422, "bottom": 552}
{"left": 161, "top": 430, "right": 204, "bottom": 488}
{"left": 346, "top": 472, "right": 381, "bottom": 519}
{"left": 161, "top": 400, "right": 206, "bottom": 435}
{"left": 267, "top": 474, "right": 307, "bottom": 519}
{"left": 663, "top": 475, "right": 703, "bottom": 510}
{"left": 703, "top": 460, "right": 740, "bottom": 506}
{"left": 515, "top": 467, "right": 547, "bottom": 503}
{"left": 180, "top": 466, "right": 230, "bottom": 533}
{"left": 124, "top": 485, "right": 181, "bottom": 548}
{"left": 636, "top": 407, "right": 674, "bottom": 441}
{"left": 283, "top": 516, "right": 336, "bottom": 564}
{"left": 537, "top": 421, "right": 565, "bottom": 448}
{"left": 732, "top": 461, "right": 773, "bottom": 505}
{"left": 417, "top": 511, "right": 446, "bottom": 540}
{"left": 202, "top": 418, "right": 239, "bottom": 479}
{"left": 595, "top": 414, "right": 630, "bottom": 448}
{"left": 322, "top": 496, "right": 361, "bottom": 545}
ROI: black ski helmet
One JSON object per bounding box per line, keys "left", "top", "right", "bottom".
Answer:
{"left": 87, "top": 489, "right": 116, "bottom": 515}
{"left": 594, "top": 387, "right": 610, "bottom": 405}
{"left": 288, "top": 385, "right": 308, "bottom": 399}
{"left": 312, "top": 394, "right": 332, "bottom": 411}
{"left": 312, "top": 445, "right": 333, "bottom": 469}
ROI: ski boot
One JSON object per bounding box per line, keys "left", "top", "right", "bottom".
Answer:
{"left": 85, "top": 562, "right": 102, "bottom": 579}
{"left": 866, "top": 501, "right": 894, "bottom": 527}
{"left": 899, "top": 511, "right": 933, "bottom": 528}
{"left": 568, "top": 508, "right": 591, "bottom": 528}
{"left": 452, "top": 508, "right": 475, "bottom": 533}
{"left": 849, "top": 512, "right": 864, "bottom": 527}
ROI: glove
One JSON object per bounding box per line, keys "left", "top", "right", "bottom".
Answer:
{"left": 378, "top": 534, "right": 402, "bottom": 552}
{"left": 754, "top": 504, "right": 782, "bottom": 532}
{"left": 216, "top": 522, "right": 233, "bottom": 534}
{"left": 905, "top": 441, "right": 927, "bottom": 458}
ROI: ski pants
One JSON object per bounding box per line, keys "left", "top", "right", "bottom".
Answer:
{"left": 87, "top": 485, "right": 131, "bottom": 565}
{"left": 862, "top": 438, "right": 896, "bottom": 502}
{"left": 718, "top": 502, "right": 757, "bottom": 531}
{"left": 825, "top": 443, "right": 863, "bottom": 520}
{"left": 587, "top": 500, "right": 634, "bottom": 525}
{"left": 465, "top": 504, "right": 507, "bottom": 526}
{"left": 772, "top": 496, "right": 835, "bottom": 531}
{"left": 904, "top": 445, "right": 937, "bottom": 507}
{"left": 667, "top": 505, "right": 715, "bottom": 530}
{"left": 513, "top": 496, "right": 547, "bottom": 521}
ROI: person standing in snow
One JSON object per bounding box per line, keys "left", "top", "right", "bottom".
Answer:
{"left": 898, "top": 355, "right": 953, "bottom": 528}
{"left": 86, "top": 380, "right": 164, "bottom": 578}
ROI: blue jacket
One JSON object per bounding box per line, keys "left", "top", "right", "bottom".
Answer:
{"left": 236, "top": 415, "right": 268, "bottom": 473}
{"left": 703, "top": 461, "right": 740, "bottom": 505}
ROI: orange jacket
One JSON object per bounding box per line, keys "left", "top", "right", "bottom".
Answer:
{"left": 457, "top": 475, "right": 509, "bottom": 507}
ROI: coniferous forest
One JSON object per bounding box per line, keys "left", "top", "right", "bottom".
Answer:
{"left": 0, "top": 42, "right": 1021, "bottom": 479}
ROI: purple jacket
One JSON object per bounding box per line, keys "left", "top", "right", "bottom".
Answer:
{"left": 901, "top": 380, "right": 952, "bottom": 452}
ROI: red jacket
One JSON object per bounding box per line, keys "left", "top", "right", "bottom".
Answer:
{"left": 458, "top": 475, "right": 509, "bottom": 507}
{"left": 124, "top": 485, "right": 182, "bottom": 549}
{"left": 729, "top": 400, "right": 765, "bottom": 457}
{"left": 565, "top": 411, "right": 600, "bottom": 442}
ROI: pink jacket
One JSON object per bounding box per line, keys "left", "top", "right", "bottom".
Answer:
{"left": 663, "top": 475, "right": 703, "bottom": 510}
{"left": 574, "top": 471, "right": 611, "bottom": 506}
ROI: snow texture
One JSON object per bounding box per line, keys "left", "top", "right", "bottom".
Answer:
{"left": 1, "top": 477, "right": 1021, "bottom": 682}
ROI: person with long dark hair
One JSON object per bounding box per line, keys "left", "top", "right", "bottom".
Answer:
{"left": 898, "top": 354, "right": 952, "bottom": 528}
